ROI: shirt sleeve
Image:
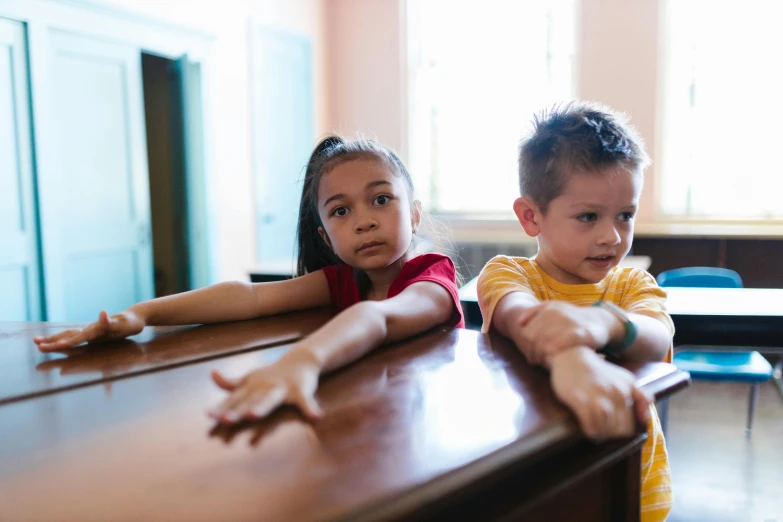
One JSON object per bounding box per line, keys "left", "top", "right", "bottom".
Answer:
{"left": 477, "top": 256, "right": 538, "bottom": 333}
{"left": 388, "top": 254, "right": 464, "bottom": 328}
{"left": 620, "top": 269, "right": 675, "bottom": 363}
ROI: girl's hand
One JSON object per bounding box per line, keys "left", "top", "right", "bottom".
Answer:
{"left": 516, "top": 302, "right": 618, "bottom": 365}
{"left": 34, "top": 310, "right": 146, "bottom": 352}
{"left": 549, "top": 347, "right": 651, "bottom": 441}
{"left": 208, "top": 349, "right": 324, "bottom": 424}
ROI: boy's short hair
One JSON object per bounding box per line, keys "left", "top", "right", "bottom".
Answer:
{"left": 518, "top": 101, "right": 650, "bottom": 212}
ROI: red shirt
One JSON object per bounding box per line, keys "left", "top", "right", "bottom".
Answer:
{"left": 322, "top": 253, "right": 465, "bottom": 328}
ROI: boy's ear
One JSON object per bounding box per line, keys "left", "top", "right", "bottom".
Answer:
{"left": 317, "top": 226, "right": 332, "bottom": 249}
{"left": 513, "top": 197, "right": 542, "bottom": 237}
{"left": 411, "top": 200, "right": 422, "bottom": 232}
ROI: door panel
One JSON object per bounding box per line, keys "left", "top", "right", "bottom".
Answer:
{"left": 251, "top": 29, "right": 313, "bottom": 266}
{"left": 0, "top": 18, "right": 42, "bottom": 321}
{"left": 40, "top": 31, "right": 153, "bottom": 321}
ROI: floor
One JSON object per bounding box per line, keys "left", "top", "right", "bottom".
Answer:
{"left": 666, "top": 379, "right": 783, "bottom": 522}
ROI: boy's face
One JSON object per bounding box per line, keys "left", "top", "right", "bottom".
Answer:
{"left": 514, "top": 166, "right": 643, "bottom": 285}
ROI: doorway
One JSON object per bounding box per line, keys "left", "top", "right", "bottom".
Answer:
{"left": 141, "top": 52, "right": 208, "bottom": 297}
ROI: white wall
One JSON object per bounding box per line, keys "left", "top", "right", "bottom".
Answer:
{"left": 98, "top": 0, "right": 329, "bottom": 282}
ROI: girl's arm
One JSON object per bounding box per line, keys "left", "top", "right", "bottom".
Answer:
{"left": 35, "top": 272, "right": 332, "bottom": 352}
{"left": 209, "top": 281, "right": 455, "bottom": 422}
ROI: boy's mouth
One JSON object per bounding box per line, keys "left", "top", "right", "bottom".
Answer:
{"left": 586, "top": 255, "right": 615, "bottom": 268}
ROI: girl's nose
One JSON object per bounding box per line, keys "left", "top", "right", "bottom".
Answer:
{"left": 354, "top": 218, "right": 378, "bottom": 233}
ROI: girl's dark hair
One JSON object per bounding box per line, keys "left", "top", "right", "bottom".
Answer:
{"left": 295, "top": 136, "right": 416, "bottom": 279}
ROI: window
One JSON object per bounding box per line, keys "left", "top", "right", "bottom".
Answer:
{"left": 407, "top": 0, "right": 577, "bottom": 214}
{"left": 660, "top": 0, "right": 783, "bottom": 219}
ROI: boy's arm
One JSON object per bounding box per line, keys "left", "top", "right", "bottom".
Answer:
{"left": 209, "top": 280, "right": 455, "bottom": 422}
{"left": 511, "top": 302, "right": 671, "bottom": 365}
{"left": 609, "top": 311, "right": 672, "bottom": 362}
{"left": 491, "top": 292, "right": 655, "bottom": 441}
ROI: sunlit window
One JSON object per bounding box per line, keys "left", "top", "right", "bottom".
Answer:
{"left": 407, "top": 0, "right": 577, "bottom": 214}
{"left": 660, "top": 0, "right": 783, "bottom": 219}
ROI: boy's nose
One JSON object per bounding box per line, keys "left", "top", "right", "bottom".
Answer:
{"left": 598, "top": 224, "right": 621, "bottom": 245}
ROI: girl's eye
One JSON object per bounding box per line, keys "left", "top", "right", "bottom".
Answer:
{"left": 373, "top": 194, "right": 391, "bottom": 206}
{"left": 331, "top": 206, "right": 348, "bottom": 217}
{"left": 576, "top": 212, "right": 598, "bottom": 223}
{"left": 618, "top": 212, "right": 635, "bottom": 222}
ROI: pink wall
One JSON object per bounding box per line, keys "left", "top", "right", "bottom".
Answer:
{"left": 325, "top": 0, "right": 406, "bottom": 155}
{"left": 578, "top": 0, "right": 662, "bottom": 222}
{"left": 325, "top": 0, "right": 665, "bottom": 223}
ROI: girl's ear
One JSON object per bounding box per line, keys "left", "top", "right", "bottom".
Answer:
{"left": 411, "top": 200, "right": 422, "bottom": 233}
{"left": 318, "top": 226, "right": 332, "bottom": 249}
{"left": 513, "top": 197, "right": 542, "bottom": 237}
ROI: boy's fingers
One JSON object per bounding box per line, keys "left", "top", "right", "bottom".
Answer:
{"left": 632, "top": 387, "right": 652, "bottom": 424}
{"left": 518, "top": 304, "right": 542, "bottom": 327}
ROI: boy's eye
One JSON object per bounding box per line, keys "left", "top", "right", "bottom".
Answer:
{"left": 373, "top": 194, "right": 391, "bottom": 206}
{"left": 576, "top": 212, "right": 598, "bottom": 223}
{"left": 618, "top": 212, "right": 635, "bottom": 222}
{"left": 331, "top": 206, "right": 349, "bottom": 217}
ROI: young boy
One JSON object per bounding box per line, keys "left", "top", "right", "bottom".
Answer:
{"left": 477, "top": 101, "right": 674, "bottom": 522}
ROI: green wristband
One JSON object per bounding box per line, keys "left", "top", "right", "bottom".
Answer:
{"left": 592, "top": 300, "right": 637, "bottom": 358}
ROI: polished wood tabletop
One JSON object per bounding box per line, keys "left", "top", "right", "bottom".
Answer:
{"left": 0, "top": 326, "right": 689, "bottom": 522}
{"left": 0, "top": 307, "right": 334, "bottom": 405}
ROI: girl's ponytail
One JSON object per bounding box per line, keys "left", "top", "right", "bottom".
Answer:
{"left": 295, "top": 136, "right": 344, "bottom": 276}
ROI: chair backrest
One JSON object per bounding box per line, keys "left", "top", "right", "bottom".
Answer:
{"left": 656, "top": 266, "right": 743, "bottom": 288}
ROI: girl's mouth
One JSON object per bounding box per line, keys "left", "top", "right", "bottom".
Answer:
{"left": 358, "top": 241, "right": 384, "bottom": 253}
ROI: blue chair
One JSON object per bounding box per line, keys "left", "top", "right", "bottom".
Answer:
{"left": 657, "top": 267, "right": 773, "bottom": 436}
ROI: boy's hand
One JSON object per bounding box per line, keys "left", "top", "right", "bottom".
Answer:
{"left": 34, "top": 310, "right": 146, "bottom": 352}
{"left": 516, "top": 301, "right": 621, "bottom": 364}
{"left": 208, "top": 348, "right": 324, "bottom": 424}
{"left": 549, "top": 347, "right": 651, "bottom": 441}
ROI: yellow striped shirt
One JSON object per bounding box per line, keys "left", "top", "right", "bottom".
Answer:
{"left": 477, "top": 256, "right": 674, "bottom": 522}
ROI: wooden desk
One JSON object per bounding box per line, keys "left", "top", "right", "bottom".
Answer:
{"left": 0, "top": 326, "right": 688, "bottom": 521}
{"left": 0, "top": 308, "right": 333, "bottom": 405}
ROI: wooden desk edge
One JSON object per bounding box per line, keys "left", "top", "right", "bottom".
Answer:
{"left": 342, "top": 367, "right": 690, "bottom": 522}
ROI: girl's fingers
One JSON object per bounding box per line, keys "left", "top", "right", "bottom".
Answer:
{"left": 248, "top": 387, "right": 287, "bottom": 419}
{"left": 210, "top": 388, "right": 253, "bottom": 422}
{"left": 37, "top": 331, "right": 85, "bottom": 352}
{"left": 211, "top": 370, "right": 243, "bottom": 391}
{"left": 292, "top": 392, "right": 324, "bottom": 421}
{"left": 34, "top": 329, "right": 77, "bottom": 345}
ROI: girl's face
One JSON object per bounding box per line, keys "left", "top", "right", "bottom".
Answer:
{"left": 316, "top": 159, "right": 420, "bottom": 274}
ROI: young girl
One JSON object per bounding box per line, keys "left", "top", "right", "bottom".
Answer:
{"left": 35, "top": 136, "right": 464, "bottom": 423}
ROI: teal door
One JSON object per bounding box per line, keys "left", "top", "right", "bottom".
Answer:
{"left": 38, "top": 32, "right": 153, "bottom": 321}
{"left": 170, "top": 55, "right": 210, "bottom": 290}
{"left": 251, "top": 29, "right": 314, "bottom": 266}
{"left": 0, "top": 19, "right": 43, "bottom": 321}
